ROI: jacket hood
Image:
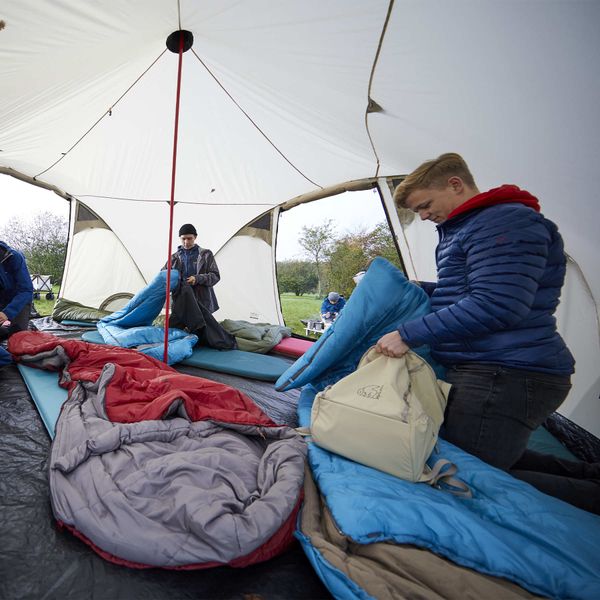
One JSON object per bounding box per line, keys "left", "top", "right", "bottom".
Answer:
{"left": 447, "top": 185, "right": 540, "bottom": 221}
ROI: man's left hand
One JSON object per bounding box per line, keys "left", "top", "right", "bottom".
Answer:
{"left": 0, "top": 311, "right": 8, "bottom": 325}
{"left": 375, "top": 330, "right": 410, "bottom": 357}
{"left": 186, "top": 276, "right": 196, "bottom": 285}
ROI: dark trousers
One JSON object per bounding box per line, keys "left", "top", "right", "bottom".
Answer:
{"left": 0, "top": 303, "right": 31, "bottom": 340}
{"left": 443, "top": 363, "right": 600, "bottom": 515}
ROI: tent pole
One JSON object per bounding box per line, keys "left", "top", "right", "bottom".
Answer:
{"left": 163, "top": 31, "right": 185, "bottom": 363}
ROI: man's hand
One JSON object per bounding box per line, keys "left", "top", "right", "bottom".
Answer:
{"left": 0, "top": 311, "right": 8, "bottom": 325}
{"left": 375, "top": 330, "right": 410, "bottom": 357}
{"left": 186, "top": 275, "right": 196, "bottom": 285}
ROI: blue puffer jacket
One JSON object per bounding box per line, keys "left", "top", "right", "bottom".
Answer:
{"left": 398, "top": 186, "right": 575, "bottom": 375}
{"left": 0, "top": 241, "right": 33, "bottom": 320}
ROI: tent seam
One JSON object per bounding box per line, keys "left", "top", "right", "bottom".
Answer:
{"left": 365, "top": 0, "right": 395, "bottom": 178}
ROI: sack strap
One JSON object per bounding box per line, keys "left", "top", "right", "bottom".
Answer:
{"left": 421, "top": 458, "right": 472, "bottom": 498}
{"left": 295, "top": 427, "right": 312, "bottom": 437}
{"left": 296, "top": 429, "right": 471, "bottom": 498}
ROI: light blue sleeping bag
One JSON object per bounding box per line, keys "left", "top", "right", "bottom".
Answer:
{"left": 276, "top": 257, "right": 444, "bottom": 392}
{"left": 97, "top": 270, "right": 197, "bottom": 364}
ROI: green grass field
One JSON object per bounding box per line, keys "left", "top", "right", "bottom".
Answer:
{"left": 33, "top": 285, "right": 60, "bottom": 317}
{"left": 279, "top": 292, "right": 322, "bottom": 336}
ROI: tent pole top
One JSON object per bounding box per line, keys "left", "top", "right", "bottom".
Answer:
{"left": 166, "top": 30, "right": 194, "bottom": 53}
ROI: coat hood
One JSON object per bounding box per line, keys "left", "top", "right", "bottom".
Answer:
{"left": 447, "top": 185, "right": 540, "bottom": 221}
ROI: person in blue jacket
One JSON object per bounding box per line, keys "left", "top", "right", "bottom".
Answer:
{"left": 0, "top": 241, "right": 34, "bottom": 340}
{"left": 375, "top": 153, "right": 599, "bottom": 513}
{"left": 321, "top": 291, "right": 345, "bottom": 323}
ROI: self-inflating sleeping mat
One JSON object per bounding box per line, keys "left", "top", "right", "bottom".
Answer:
{"left": 181, "top": 347, "right": 290, "bottom": 381}
{"left": 17, "top": 364, "right": 67, "bottom": 437}
{"left": 527, "top": 424, "right": 579, "bottom": 461}
{"left": 278, "top": 258, "right": 600, "bottom": 600}
{"left": 9, "top": 330, "right": 307, "bottom": 569}
{"left": 81, "top": 329, "right": 110, "bottom": 344}
{"left": 272, "top": 336, "right": 314, "bottom": 358}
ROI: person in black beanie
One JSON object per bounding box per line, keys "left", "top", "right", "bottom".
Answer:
{"left": 164, "top": 224, "right": 220, "bottom": 313}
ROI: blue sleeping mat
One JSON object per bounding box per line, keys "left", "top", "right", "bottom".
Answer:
{"left": 82, "top": 330, "right": 114, "bottom": 344}
{"left": 180, "top": 347, "right": 289, "bottom": 381}
{"left": 82, "top": 329, "right": 289, "bottom": 382}
{"left": 528, "top": 424, "right": 579, "bottom": 461}
{"left": 17, "top": 364, "right": 67, "bottom": 438}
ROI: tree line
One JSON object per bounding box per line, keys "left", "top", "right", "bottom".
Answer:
{"left": 0, "top": 212, "right": 68, "bottom": 286}
{"left": 277, "top": 220, "right": 402, "bottom": 300}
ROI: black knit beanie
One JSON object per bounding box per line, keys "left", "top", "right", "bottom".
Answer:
{"left": 178, "top": 223, "right": 197, "bottom": 237}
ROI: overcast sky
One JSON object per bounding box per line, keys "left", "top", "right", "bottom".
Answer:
{"left": 0, "top": 176, "right": 70, "bottom": 226}
{"left": 0, "top": 175, "right": 386, "bottom": 259}
{"left": 276, "top": 188, "right": 386, "bottom": 260}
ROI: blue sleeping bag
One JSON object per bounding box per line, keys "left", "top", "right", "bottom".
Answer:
{"left": 276, "top": 257, "right": 444, "bottom": 392}
{"left": 279, "top": 258, "right": 600, "bottom": 600}
{"left": 97, "top": 270, "right": 197, "bottom": 365}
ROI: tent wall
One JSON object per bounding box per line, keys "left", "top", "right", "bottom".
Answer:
{"left": 60, "top": 205, "right": 146, "bottom": 308}
{"left": 214, "top": 233, "right": 282, "bottom": 326}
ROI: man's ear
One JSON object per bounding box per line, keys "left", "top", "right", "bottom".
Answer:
{"left": 447, "top": 176, "right": 464, "bottom": 194}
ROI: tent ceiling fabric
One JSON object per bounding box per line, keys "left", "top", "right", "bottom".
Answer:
{"left": 0, "top": 1, "right": 598, "bottom": 311}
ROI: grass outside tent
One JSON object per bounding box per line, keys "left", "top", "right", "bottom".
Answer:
{"left": 33, "top": 285, "right": 60, "bottom": 317}
{"left": 279, "top": 293, "right": 321, "bottom": 336}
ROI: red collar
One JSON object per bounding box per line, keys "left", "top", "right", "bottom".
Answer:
{"left": 447, "top": 185, "right": 540, "bottom": 220}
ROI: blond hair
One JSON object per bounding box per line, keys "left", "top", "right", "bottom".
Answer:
{"left": 394, "top": 153, "right": 476, "bottom": 208}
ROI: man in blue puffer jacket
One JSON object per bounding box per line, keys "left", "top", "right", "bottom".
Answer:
{"left": 0, "top": 241, "right": 33, "bottom": 340}
{"left": 376, "top": 153, "right": 599, "bottom": 513}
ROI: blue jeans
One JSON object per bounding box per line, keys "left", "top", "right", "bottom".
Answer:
{"left": 442, "top": 363, "right": 600, "bottom": 514}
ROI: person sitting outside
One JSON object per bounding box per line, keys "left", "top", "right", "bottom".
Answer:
{"left": 321, "top": 291, "right": 346, "bottom": 325}
{"left": 0, "top": 240, "right": 34, "bottom": 340}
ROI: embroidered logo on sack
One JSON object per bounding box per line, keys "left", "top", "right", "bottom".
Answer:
{"left": 357, "top": 384, "right": 383, "bottom": 399}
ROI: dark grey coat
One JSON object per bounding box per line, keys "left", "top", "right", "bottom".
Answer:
{"left": 166, "top": 245, "right": 220, "bottom": 313}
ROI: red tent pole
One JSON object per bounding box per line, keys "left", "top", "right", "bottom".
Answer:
{"left": 163, "top": 31, "right": 185, "bottom": 363}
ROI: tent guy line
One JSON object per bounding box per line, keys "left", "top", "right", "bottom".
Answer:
{"left": 191, "top": 48, "right": 324, "bottom": 189}
{"left": 34, "top": 50, "right": 168, "bottom": 181}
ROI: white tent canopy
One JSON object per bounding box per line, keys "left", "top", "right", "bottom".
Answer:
{"left": 1, "top": 1, "right": 598, "bottom": 434}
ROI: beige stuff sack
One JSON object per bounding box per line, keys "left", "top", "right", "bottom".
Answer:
{"left": 308, "top": 347, "right": 469, "bottom": 493}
